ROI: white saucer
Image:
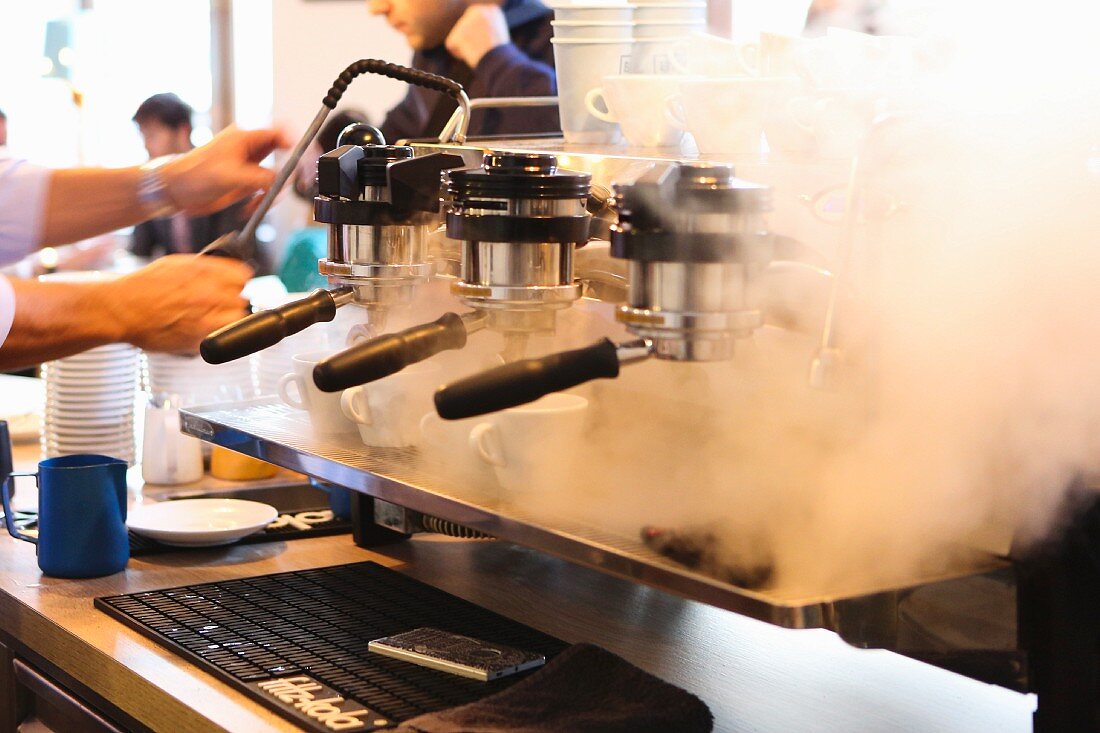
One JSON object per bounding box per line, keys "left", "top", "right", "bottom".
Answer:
{"left": 126, "top": 499, "right": 278, "bottom": 547}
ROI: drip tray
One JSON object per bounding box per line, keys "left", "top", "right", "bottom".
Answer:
{"left": 96, "top": 562, "right": 567, "bottom": 730}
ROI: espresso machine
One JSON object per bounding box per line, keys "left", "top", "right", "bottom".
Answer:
{"left": 199, "top": 62, "right": 469, "bottom": 366}
{"left": 177, "top": 60, "right": 1100, "bottom": 729}
{"left": 432, "top": 161, "right": 774, "bottom": 418}
{"left": 310, "top": 151, "right": 594, "bottom": 393}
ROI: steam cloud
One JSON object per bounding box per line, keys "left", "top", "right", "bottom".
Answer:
{"left": 442, "top": 2, "right": 1100, "bottom": 596}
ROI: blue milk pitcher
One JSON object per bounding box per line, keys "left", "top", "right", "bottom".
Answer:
{"left": 2, "top": 454, "right": 129, "bottom": 578}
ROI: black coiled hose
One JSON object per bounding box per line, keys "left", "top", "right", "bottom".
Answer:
{"left": 323, "top": 59, "right": 463, "bottom": 109}
{"left": 420, "top": 515, "right": 494, "bottom": 540}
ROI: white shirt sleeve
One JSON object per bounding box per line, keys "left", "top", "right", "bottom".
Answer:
{"left": 0, "top": 274, "right": 15, "bottom": 350}
{"left": 0, "top": 157, "right": 51, "bottom": 266}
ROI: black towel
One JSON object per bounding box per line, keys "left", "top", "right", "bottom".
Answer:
{"left": 396, "top": 643, "right": 713, "bottom": 733}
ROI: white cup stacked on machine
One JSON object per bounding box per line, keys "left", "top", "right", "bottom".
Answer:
{"left": 550, "top": 0, "right": 704, "bottom": 148}
{"left": 42, "top": 343, "right": 140, "bottom": 464}
{"left": 549, "top": 2, "right": 637, "bottom": 143}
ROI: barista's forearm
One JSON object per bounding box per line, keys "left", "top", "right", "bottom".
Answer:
{"left": 40, "top": 168, "right": 148, "bottom": 246}
{"left": 0, "top": 280, "right": 124, "bottom": 369}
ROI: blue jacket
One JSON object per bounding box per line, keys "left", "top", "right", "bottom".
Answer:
{"left": 380, "top": 0, "right": 558, "bottom": 141}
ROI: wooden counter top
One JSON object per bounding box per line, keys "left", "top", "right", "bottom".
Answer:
{"left": 0, "top": 445, "right": 1035, "bottom": 732}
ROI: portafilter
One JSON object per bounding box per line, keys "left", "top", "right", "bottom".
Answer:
{"left": 199, "top": 60, "right": 469, "bottom": 366}
{"left": 311, "top": 151, "right": 592, "bottom": 393}
{"left": 433, "top": 162, "right": 774, "bottom": 419}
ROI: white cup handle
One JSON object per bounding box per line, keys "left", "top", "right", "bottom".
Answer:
{"left": 736, "top": 42, "right": 760, "bottom": 76}
{"left": 584, "top": 87, "right": 616, "bottom": 124}
{"left": 665, "top": 94, "right": 688, "bottom": 131}
{"left": 345, "top": 323, "right": 375, "bottom": 347}
{"left": 469, "top": 423, "right": 505, "bottom": 468}
{"left": 277, "top": 373, "right": 307, "bottom": 410}
{"left": 341, "top": 387, "right": 372, "bottom": 425}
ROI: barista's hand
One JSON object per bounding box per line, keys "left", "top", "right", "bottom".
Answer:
{"left": 103, "top": 254, "right": 253, "bottom": 353}
{"left": 160, "top": 126, "right": 290, "bottom": 216}
{"left": 445, "top": 4, "right": 510, "bottom": 68}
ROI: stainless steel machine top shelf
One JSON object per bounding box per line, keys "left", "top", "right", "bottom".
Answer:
{"left": 180, "top": 398, "right": 1008, "bottom": 639}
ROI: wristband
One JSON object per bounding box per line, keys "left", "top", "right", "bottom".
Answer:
{"left": 137, "top": 155, "right": 178, "bottom": 218}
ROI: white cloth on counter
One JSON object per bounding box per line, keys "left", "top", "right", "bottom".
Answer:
{"left": 0, "top": 274, "right": 15, "bottom": 350}
{"left": 0, "top": 156, "right": 50, "bottom": 266}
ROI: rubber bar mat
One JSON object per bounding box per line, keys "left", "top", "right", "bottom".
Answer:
{"left": 95, "top": 562, "right": 567, "bottom": 731}
{"left": 9, "top": 507, "right": 351, "bottom": 556}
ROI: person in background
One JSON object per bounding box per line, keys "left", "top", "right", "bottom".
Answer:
{"left": 281, "top": 109, "right": 371, "bottom": 293}
{"left": 0, "top": 125, "right": 288, "bottom": 369}
{"left": 0, "top": 109, "right": 7, "bottom": 152}
{"left": 368, "top": 0, "right": 558, "bottom": 140}
{"left": 130, "top": 93, "right": 266, "bottom": 271}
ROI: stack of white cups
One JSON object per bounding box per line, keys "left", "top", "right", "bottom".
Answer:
{"left": 144, "top": 352, "right": 256, "bottom": 407}
{"left": 550, "top": 0, "right": 705, "bottom": 145}
{"left": 42, "top": 344, "right": 140, "bottom": 464}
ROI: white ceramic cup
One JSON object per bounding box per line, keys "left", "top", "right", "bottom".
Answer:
{"left": 778, "top": 87, "right": 884, "bottom": 159}
{"left": 549, "top": 3, "right": 636, "bottom": 22}
{"left": 632, "top": 20, "right": 705, "bottom": 38}
{"left": 552, "top": 37, "right": 635, "bottom": 143}
{"left": 419, "top": 412, "right": 498, "bottom": 489}
{"left": 584, "top": 74, "right": 684, "bottom": 147}
{"left": 141, "top": 402, "right": 203, "bottom": 485}
{"left": 670, "top": 33, "right": 760, "bottom": 76}
{"left": 670, "top": 75, "right": 799, "bottom": 156}
{"left": 340, "top": 362, "right": 442, "bottom": 448}
{"left": 628, "top": 37, "right": 681, "bottom": 74}
{"left": 468, "top": 393, "right": 588, "bottom": 502}
{"left": 277, "top": 351, "right": 358, "bottom": 435}
{"left": 633, "top": 3, "right": 706, "bottom": 22}
{"left": 551, "top": 20, "right": 635, "bottom": 39}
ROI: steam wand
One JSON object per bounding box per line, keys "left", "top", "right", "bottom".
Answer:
{"left": 199, "top": 60, "right": 472, "bottom": 262}
{"left": 808, "top": 111, "right": 909, "bottom": 390}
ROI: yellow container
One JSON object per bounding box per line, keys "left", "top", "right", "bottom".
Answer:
{"left": 209, "top": 446, "right": 278, "bottom": 481}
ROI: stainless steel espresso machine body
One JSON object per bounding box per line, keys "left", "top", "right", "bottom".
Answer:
{"left": 200, "top": 139, "right": 466, "bottom": 365}
{"left": 433, "top": 161, "right": 775, "bottom": 419}
{"left": 199, "top": 60, "right": 469, "bottom": 366}
{"left": 310, "top": 151, "right": 593, "bottom": 392}
{"left": 181, "top": 109, "right": 1100, "bottom": 730}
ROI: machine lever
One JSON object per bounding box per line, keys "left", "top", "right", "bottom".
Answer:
{"left": 200, "top": 288, "right": 353, "bottom": 364}
{"left": 434, "top": 338, "right": 623, "bottom": 420}
{"left": 312, "top": 312, "right": 470, "bottom": 392}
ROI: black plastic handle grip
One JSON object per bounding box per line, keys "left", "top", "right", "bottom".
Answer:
{"left": 312, "top": 312, "right": 468, "bottom": 392}
{"left": 323, "top": 60, "right": 463, "bottom": 109}
{"left": 200, "top": 290, "right": 338, "bottom": 365}
{"left": 434, "top": 338, "right": 620, "bottom": 420}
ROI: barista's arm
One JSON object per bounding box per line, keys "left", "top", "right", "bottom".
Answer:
{"left": 40, "top": 126, "right": 285, "bottom": 247}
{"left": 0, "top": 255, "right": 251, "bottom": 369}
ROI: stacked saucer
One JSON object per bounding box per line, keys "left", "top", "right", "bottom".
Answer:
{"left": 145, "top": 352, "right": 257, "bottom": 406}
{"left": 42, "top": 344, "right": 140, "bottom": 463}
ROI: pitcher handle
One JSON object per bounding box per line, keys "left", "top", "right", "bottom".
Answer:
{"left": 2, "top": 471, "right": 37, "bottom": 544}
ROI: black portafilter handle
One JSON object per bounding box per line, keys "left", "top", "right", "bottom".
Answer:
{"left": 312, "top": 312, "right": 469, "bottom": 393}
{"left": 200, "top": 289, "right": 342, "bottom": 365}
{"left": 434, "top": 338, "right": 620, "bottom": 420}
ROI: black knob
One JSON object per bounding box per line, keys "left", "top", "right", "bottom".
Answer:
{"left": 337, "top": 123, "right": 385, "bottom": 147}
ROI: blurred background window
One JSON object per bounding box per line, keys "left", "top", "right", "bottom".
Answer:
{"left": 0, "top": 0, "right": 273, "bottom": 168}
